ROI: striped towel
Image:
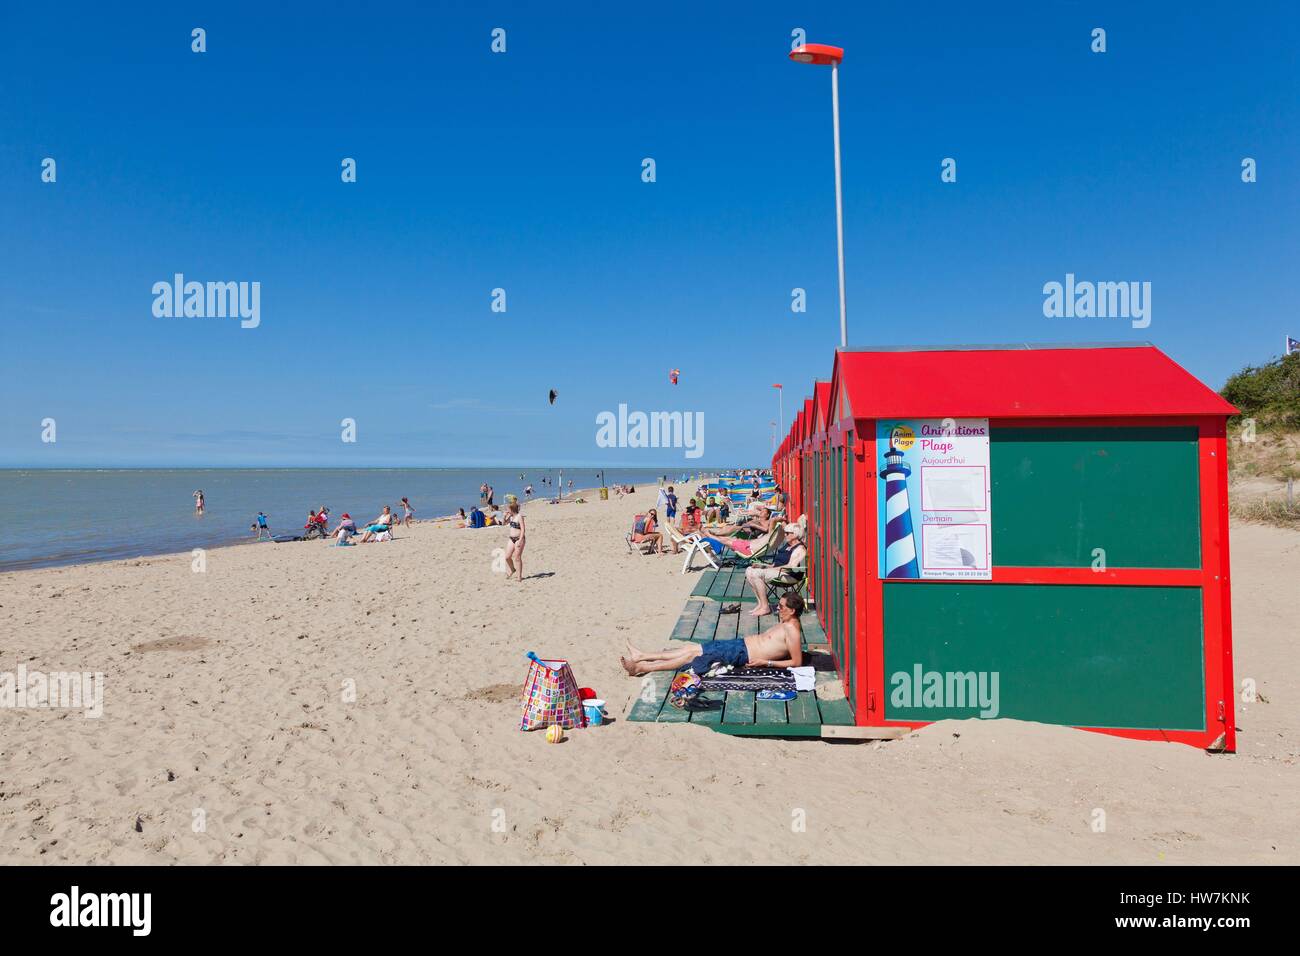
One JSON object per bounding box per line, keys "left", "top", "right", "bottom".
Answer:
{"left": 698, "top": 667, "right": 795, "bottom": 693}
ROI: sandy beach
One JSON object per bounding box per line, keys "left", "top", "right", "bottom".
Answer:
{"left": 1, "top": 488, "right": 1295, "bottom": 865}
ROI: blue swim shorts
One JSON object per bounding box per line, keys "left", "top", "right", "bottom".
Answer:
{"left": 689, "top": 637, "right": 749, "bottom": 676}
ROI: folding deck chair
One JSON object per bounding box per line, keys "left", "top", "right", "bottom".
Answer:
{"left": 669, "top": 521, "right": 719, "bottom": 574}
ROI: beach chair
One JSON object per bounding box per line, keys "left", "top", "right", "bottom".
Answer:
{"left": 624, "top": 513, "right": 648, "bottom": 553}
{"left": 664, "top": 520, "right": 717, "bottom": 574}
{"left": 740, "top": 522, "right": 786, "bottom": 565}
{"left": 764, "top": 557, "right": 808, "bottom": 607}
{"left": 695, "top": 521, "right": 786, "bottom": 571}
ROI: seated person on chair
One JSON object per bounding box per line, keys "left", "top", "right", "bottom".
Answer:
{"left": 630, "top": 508, "right": 669, "bottom": 555}
{"left": 745, "top": 523, "right": 806, "bottom": 617}
{"left": 729, "top": 502, "right": 775, "bottom": 536}
{"left": 697, "top": 508, "right": 780, "bottom": 557}
{"left": 620, "top": 593, "right": 805, "bottom": 677}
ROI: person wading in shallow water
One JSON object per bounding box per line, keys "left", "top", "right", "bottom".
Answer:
{"left": 193, "top": 489, "right": 205, "bottom": 516}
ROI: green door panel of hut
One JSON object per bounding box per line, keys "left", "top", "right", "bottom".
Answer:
{"left": 990, "top": 426, "right": 1201, "bottom": 568}
{"left": 883, "top": 583, "right": 1206, "bottom": 730}
{"left": 812, "top": 451, "right": 823, "bottom": 616}
{"left": 833, "top": 445, "right": 846, "bottom": 668}
{"left": 845, "top": 434, "right": 858, "bottom": 709}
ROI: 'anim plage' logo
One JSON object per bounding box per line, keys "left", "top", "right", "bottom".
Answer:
{"left": 888, "top": 424, "right": 915, "bottom": 451}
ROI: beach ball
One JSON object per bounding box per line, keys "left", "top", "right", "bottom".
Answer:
{"left": 545, "top": 724, "right": 565, "bottom": 744}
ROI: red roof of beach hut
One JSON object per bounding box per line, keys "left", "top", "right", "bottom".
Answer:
{"left": 830, "top": 343, "right": 1236, "bottom": 420}
{"left": 812, "top": 381, "right": 832, "bottom": 440}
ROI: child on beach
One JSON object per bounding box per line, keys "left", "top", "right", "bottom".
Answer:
{"left": 400, "top": 497, "right": 414, "bottom": 527}
{"left": 193, "top": 490, "right": 205, "bottom": 515}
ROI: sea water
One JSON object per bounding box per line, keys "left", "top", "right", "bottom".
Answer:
{"left": 0, "top": 467, "right": 691, "bottom": 571}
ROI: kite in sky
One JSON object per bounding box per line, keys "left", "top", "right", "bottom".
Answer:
{"left": 548, "top": 389, "right": 558, "bottom": 405}
{"left": 669, "top": 368, "right": 680, "bottom": 385}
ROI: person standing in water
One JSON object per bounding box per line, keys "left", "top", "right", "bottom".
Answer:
{"left": 503, "top": 500, "right": 526, "bottom": 582}
{"left": 193, "top": 489, "right": 205, "bottom": 516}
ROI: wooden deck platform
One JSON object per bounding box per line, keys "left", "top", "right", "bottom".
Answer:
{"left": 626, "top": 596, "right": 858, "bottom": 738}
{"left": 689, "top": 564, "right": 766, "bottom": 602}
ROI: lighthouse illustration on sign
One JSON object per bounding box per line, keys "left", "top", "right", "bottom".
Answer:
{"left": 881, "top": 424, "right": 921, "bottom": 578}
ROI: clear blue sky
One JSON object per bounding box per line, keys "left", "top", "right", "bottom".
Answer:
{"left": 2, "top": 1, "right": 1296, "bottom": 467}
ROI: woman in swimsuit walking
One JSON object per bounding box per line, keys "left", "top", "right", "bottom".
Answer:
{"left": 503, "top": 500, "right": 525, "bottom": 582}
{"left": 193, "top": 489, "right": 205, "bottom": 516}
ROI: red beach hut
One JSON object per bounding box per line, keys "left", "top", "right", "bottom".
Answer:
{"left": 774, "top": 343, "right": 1238, "bottom": 751}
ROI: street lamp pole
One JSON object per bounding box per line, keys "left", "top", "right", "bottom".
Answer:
{"left": 831, "top": 62, "right": 847, "bottom": 350}
{"left": 789, "top": 43, "right": 848, "bottom": 349}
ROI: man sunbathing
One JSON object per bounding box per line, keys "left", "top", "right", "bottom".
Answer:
{"left": 698, "top": 515, "right": 786, "bottom": 558}
{"left": 727, "top": 502, "right": 776, "bottom": 536}
{"left": 620, "top": 592, "right": 805, "bottom": 676}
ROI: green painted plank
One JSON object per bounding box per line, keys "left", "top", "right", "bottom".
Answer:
{"left": 709, "top": 569, "right": 731, "bottom": 599}
{"left": 801, "top": 613, "right": 828, "bottom": 646}
{"left": 725, "top": 569, "right": 749, "bottom": 600}
{"left": 714, "top": 611, "right": 739, "bottom": 642}
{"left": 710, "top": 723, "right": 822, "bottom": 738}
{"left": 626, "top": 671, "right": 673, "bottom": 722}
{"left": 670, "top": 602, "right": 704, "bottom": 640}
{"left": 722, "top": 691, "right": 755, "bottom": 725}
{"left": 754, "top": 697, "right": 789, "bottom": 725}
{"left": 787, "top": 691, "right": 822, "bottom": 726}
{"left": 656, "top": 673, "right": 693, "bottom": 723}
{"left": 689, "top": 690, "right": 726, "bottom": 724}
{"left": 738, "top": 611, "right": 760, "bottom": 637}
{"left": 815, "top": 692, "right": 856, "bottom": 726}
{"left": 693, "top": 602, "right": 721, "bottom": 642}
{"left": 691, "top": 570, "right": 719, "bottom": 597}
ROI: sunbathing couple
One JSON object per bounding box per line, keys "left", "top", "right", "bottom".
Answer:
{"left": 621, "top": 592, "right": 806, "bottom": 677}
{"left": 332, "top": 505, "right": 397, "bottom": 545}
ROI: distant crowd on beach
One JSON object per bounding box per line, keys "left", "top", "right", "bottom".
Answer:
{"left": 243, "top": 498, "right": 417, "bottom": 546}
{"left": 196, "top": 473, "right": 721, "bottom": 583}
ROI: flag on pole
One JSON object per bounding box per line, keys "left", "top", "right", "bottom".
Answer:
{"left": 772, "top": 383, "right": 782, "bottom": 389}
{"left": 1286, "top": 336, "right": 1299, "bottom": 355}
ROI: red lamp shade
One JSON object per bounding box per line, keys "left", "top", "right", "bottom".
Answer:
{"left": 789, "top": 43, "right": 844, "bottom": 66}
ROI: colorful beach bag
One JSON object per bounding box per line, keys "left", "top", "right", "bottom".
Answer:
{"left": 519, "top": 653, "right": 588, "bottom": 731}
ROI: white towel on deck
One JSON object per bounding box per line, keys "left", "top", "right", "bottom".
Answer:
{"left": 790, "top": 666, "right": 815, "bottom": 692}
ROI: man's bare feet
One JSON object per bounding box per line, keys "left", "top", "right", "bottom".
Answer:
{"left": 620, "top": 656, "right": 642, "bottom": 677}
{"left": 748, "top": 605, "right": 768, "bottom": 617}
